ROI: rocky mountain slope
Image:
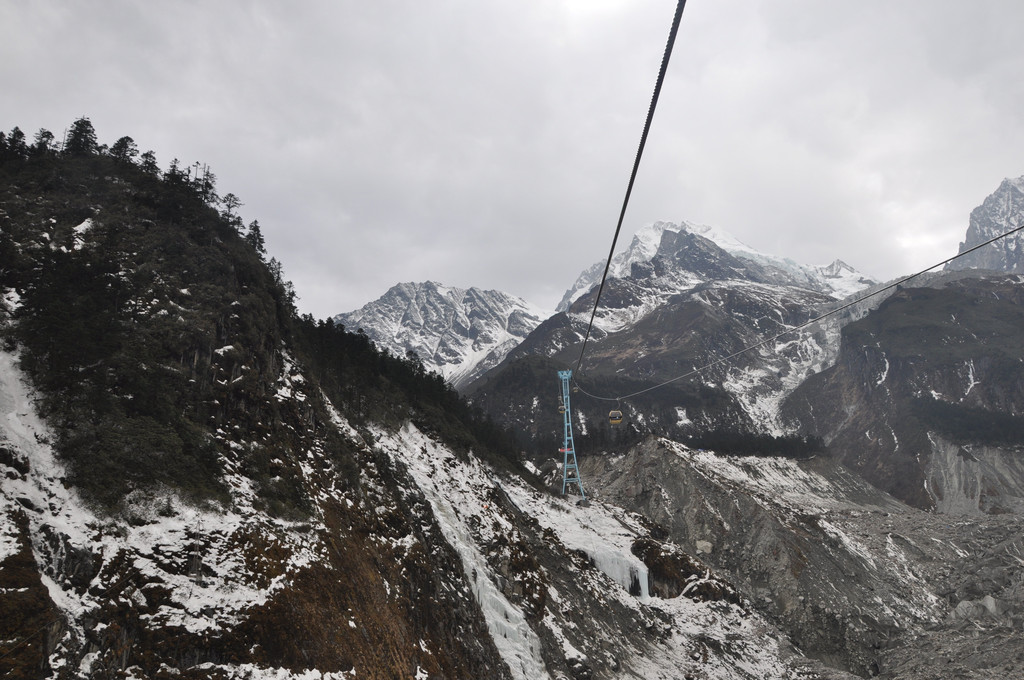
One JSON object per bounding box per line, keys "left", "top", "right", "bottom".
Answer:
{"left": 3, "top": 341, "right": 879, "bottom": 679}
{"left": 334, "top": 282, "right": 549, "bottom": 389}
{"left": 583, "top": 437, "right": 1024, "bottom": 678}
{"left": 468, "top": 222, "right": 875, "bottom": 449}
{"left": 0, "top": 348, "right": 510, "bottom": 680}
{"left": 781, "top": 273, "right": 1024, "bottom": 512}
{"left": 945, "top": 175, "right": 1024, "bottom": 273}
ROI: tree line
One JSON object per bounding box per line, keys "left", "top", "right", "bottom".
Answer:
{"left": 1, "top": 117, "right": 272, "bottom": 283}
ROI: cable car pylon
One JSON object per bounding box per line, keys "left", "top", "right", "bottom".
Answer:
{"left": 557, "top": 370, "right": 585, "bottom": 499}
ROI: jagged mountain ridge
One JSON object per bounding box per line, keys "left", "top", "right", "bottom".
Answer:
{"left": 334, "top": 281, "right": 549, "bottom": 389}
{"left": 334, "top": 221, "right": 875, "bottom": 399}
{"left": 563, "top": 225, "right": 868, "bottom": 340}
{"left": 945, "top": 175, "right": 1024, "bottom": 273}
{"left": 557, "top": 220, "right": 877, "bottom": 313}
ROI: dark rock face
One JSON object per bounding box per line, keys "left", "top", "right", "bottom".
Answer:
{"left": 782, "top": 276, "right": 1024, "bottom": 513}
{"left": 0, "top": 512, "right": 59, "bottom": 680}
{"left": 946, "top": 176, "right": 1024, "bottom": 273}
{"left": 631, "top": 537, "right": 742, "bottom": 604}
{"left": 652, "top": 229, "right": 765, "bottom": 283}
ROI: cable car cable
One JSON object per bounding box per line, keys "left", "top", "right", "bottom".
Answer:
{"left": 573, "top": 0, "right": 689, "bottom": 377}
{"left": 573, "top": 219, "right": 1024, "bottom": 403}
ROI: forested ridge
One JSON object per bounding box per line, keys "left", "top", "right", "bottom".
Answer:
{"left": 0, "top": 117, "right": 520, "bottom": 513}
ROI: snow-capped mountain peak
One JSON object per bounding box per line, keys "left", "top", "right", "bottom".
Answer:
{"left": 557, "top": 220, "right": 876, "bottom": 312}
{"left": 557, "top": 220, "right": 708, "bottom": 312}
{"left": 334, "top": 281, "right": 551, "bottom": 389}
{"left": 807, "top": 258, "right": 877, "bottom": 299}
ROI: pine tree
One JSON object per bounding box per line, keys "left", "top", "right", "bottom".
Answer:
{"left": 198, "top": 166, "right": 218, "bottom": 205}
{"left": 110, "top": 136, "right": 139, "bottom": 163}
{"left": 245, "top": 219, "right": 267, "bottom": 256}
{"left": 31, "top": 128, "right": 55, "bottom": 155}
{"left": 140, "top": 150, "right": 159, "bottom": 175}
{"left": 221, "top": 193, "right": 244, "bottom": 233}
{"left": 221, "top": 192, "right": 242, "bottom": 217}
{"left": 65, "top": 117, "right": 98, "bottom": 156}
{"left": 6, "top": 126, "right": 27, "bottom": 159}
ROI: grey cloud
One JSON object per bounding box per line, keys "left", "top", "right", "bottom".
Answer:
{"left": 3, "top": 0, "right": 1023, "bottom": 318}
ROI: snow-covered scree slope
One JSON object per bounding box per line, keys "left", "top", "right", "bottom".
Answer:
{"left": 0, "top": 347, "right": 507, "bottom": 679}
{"left": 375, "top": 423, "right": 860, "bottom": 679}
{"left": 334, "top": 282, "right": 551, "bottom": 389}
{"left": 583, "top": 437, "right": 1024, "bottom": 678}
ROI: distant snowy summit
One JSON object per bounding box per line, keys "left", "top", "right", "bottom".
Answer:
{"left": 338, "top": 221, "right": 877, "bottom": 390}
{"left": 557, "top": 220, "right": 877, "bottom": 312}
{"left": 334, "top": 282, "right": 551, "bottom": 389}
{"left": 945, "top": 175, "right": 1024, "bottom": 273}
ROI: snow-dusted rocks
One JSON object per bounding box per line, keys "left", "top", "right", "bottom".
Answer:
{"left": 374, "top": 422, "right": 843, "bottom": 679}
{"left": 0, "top": 346, "right": 508, "bottom": 679}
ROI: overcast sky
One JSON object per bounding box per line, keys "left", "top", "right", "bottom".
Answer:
{"left": 4, "top": 1, "right": 1024, "bottom": 318}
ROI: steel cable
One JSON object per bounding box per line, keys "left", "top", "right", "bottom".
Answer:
{"left": 573, "top": 0, "right": 689, "bottom": 376}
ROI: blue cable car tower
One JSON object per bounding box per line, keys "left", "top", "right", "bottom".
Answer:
{"left": 557, "top": 370, "right": 585, "bottom": 499}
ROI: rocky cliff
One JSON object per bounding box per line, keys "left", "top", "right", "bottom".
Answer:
{"left": 945, "top": 176, "right": 1024, "bottom": 273}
